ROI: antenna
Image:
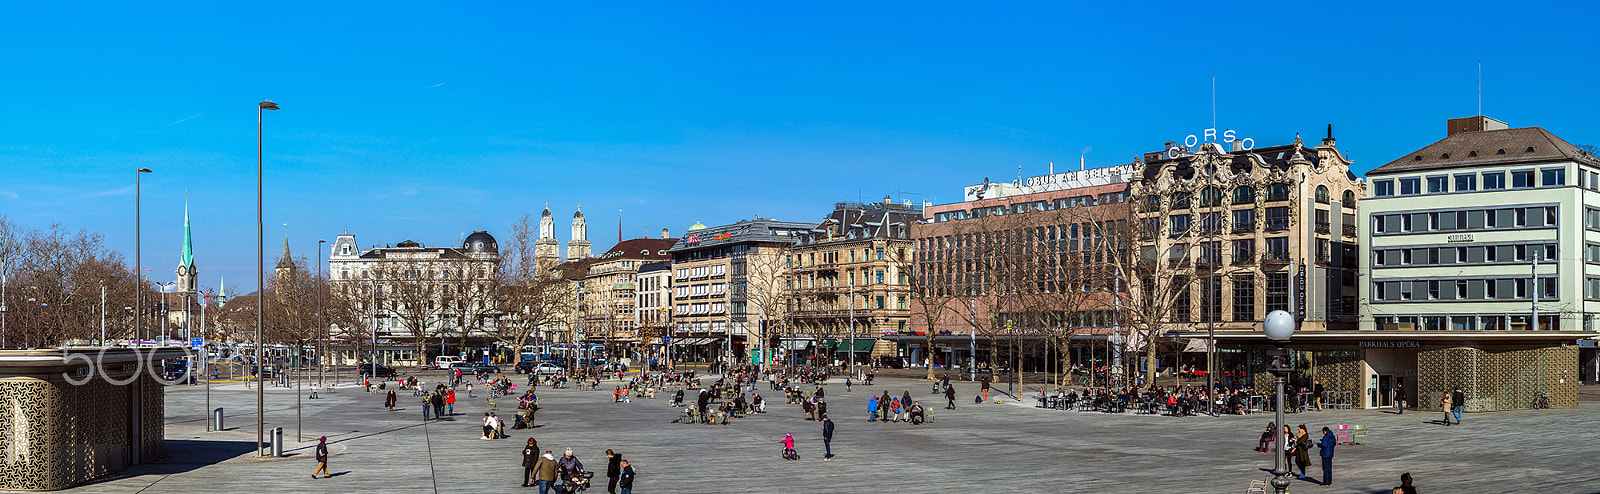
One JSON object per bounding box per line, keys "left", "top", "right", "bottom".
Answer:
{"left": 1211, "top": 76, "right": 1216, "bottom": 130}
{"left": 1477, "top": 60, "right": 1482, "bottom": 117}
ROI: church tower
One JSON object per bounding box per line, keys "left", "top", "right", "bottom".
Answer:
{"left": 175, "top": 196, "right": 197, "bottom": 294}
{"left": 275, "top": 234, "right": 294, "bottom": 282}
{"left": 536, "top": 204, "right": 560, "bottom": 270}
{"left": 568, "top": 206, "right": 591, "bottom": 260}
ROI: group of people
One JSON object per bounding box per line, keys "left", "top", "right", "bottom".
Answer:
{"left": 522, "top": 441, "right": 636, "bottom": 494}
{"left": 866, "top": 390, "right": 927, "bottom": 424}
{"left": 1253, "top": 421, "right": 1339, "bottom": 486}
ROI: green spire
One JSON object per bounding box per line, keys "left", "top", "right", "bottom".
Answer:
{"left": 179, "top": 197, "right": 194, "bottom": 270}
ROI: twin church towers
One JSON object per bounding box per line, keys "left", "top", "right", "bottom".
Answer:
{"left": 536, "top": 204, "right": 590, "bottom": 269}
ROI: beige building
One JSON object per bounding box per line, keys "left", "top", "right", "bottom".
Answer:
{"left": 785, "top": 199, "right": 919, "bottom": 364}
{"left": 667, "top": 218, "right": 811, "bottom": 365}
{"left": 326, "top": 231, "right": 501, "bottom": 364}
{"left": 580, "top": 236, "right": 676, "bottom": 361}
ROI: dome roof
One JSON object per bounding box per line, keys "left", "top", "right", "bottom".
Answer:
{"left": 397, "top": 240, "right": 421, "bottom": 248}
{"left": 686, "top": 221, "right": 707, "bottom": 232}
{"left": 463, "top": 230, "right": 498, "bottom": 253}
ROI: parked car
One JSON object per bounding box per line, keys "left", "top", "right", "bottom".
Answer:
{"left": 163, "top": 360, "right": 194, "bottom": 383}
{"left": 598, "top": 362, "right": 628, "bottom": 373}
{"left": 532, "top": 362, "right": 566, "bottom": 375}
{"left": 357, "top": 363, "right": 396, "bottom": 378}
{"left": 433, "top": 356, "right": 464, "bottom": 369}
{"left": 515, "top": 360, "right": 541, "bottom": 374}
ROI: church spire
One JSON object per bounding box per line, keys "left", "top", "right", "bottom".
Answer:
{"left": 176, "top": 191, "right": 197, "bottom": 293}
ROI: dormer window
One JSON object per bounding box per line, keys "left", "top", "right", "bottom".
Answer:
{"left": 1441, "top": 153, "right": 1450, "bottom": 159}
{"left": 1527, "top": 147, "right": 1536, "bottom": 153}
{"left": 1497, "top": 149, "right": 1506, "bottom": 154}
{"left": 1468, "top": 151, "right": 1477, "bottom": 157}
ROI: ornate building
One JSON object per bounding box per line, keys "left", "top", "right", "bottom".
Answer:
{"left": 569, "top": 207, "right": 591, "bottom": 261}
{"left": 786, "top": 198, "right": 920, "bottom": 364}
{"left": 327, "top": 231, "right": 502, "bottom": 365}
{"left": 580, "top": 235, "right": 676, "bottom": 361}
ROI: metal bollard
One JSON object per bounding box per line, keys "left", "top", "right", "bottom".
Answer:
{"left": 271, "top": 427, "right": 284, "bottom": 457}
{"left": 212, "top": 408, "right": 224, "bottom": 431}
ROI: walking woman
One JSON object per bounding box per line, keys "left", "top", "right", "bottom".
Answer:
{"left": 522, "top": 438, "right": 539, "bottom": 487}
{"left": 1440, "top": 390, "right": 1454, "bottom": 426}
{"left": 1293, "top": 425, "right": 1311, "bottom": 479}
{"left": 384, "top": 389, "right": 397, "bottom": 411}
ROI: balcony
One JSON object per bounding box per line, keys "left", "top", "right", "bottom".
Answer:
{"left": 1232, "top": 221, "right": 1255, "bottom": 233}
{"left": 1343, "top": 224, "right": 1357, "bottom": 237}
{"left": 1231, "top": 253, "right": 1255, "bottom": 265}
{"left": 1263, "top": 251, "right": 1292, "bottom": 264}
{"left": 1315, "top": 221, "right": 1330, "bottom": 234}
{"left": 1342, "top": 198, "right": 1357, "bottom": 209}
{"left": 1265, "top": 218, "right": 1290, "bottom": 232}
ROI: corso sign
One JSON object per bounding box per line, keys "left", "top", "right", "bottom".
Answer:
{"left": 1166, "top": 128, "right": 1255, "bottom": 159}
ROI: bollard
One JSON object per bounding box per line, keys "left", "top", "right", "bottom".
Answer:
{"left": 212, "top": 408, "right": 224, "bottom": 431}
{"left": 271, "top": 427, "right": 284, "bottom": 457}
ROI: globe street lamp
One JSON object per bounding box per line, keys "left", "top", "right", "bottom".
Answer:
{"left": 256, "top": 99, "right": 278, "bottom": 458}
{"left": 1263, "top": 309, "right": 1295, "bottom": 494}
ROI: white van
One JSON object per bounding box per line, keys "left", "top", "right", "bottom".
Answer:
{"left": 434, "top": 356, "right": 464, "bottom": 369}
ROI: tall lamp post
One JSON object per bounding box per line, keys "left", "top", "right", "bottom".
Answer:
{"left": 317, "top": 239, "right": 326, "bottom": 387}
{"left": 135, "top": 168, "right": 153, "bottom": 344}
{"left": 255, "top": 99, "right": 279, "bottom": 458}
{"left": 1263, "top": 309, "right": 1295, "bottom": 494}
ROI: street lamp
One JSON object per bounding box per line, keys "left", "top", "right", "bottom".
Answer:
{"left": 318, "top": 239, "right": 327, "bottom": 387}
{"left": 135, "top": 168, "right": 153, "bottom": 345}
{"left": 255, "top": 99, "right": 278, "bottom": 458}
{"left": 1263, "top": 309, "right": 1295, "bottom": 494}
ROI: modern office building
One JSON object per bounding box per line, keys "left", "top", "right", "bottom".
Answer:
{"left": 1355, "top": 116, "right": 1599, "bottom": 405}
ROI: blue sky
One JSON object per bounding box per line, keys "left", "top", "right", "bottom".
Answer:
{"left": 3, "top": 1, "right": 1597, "bottom": 295}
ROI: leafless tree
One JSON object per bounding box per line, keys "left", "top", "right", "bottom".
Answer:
{"left": 492, "top": 215, "right": 572, "bottom": 353}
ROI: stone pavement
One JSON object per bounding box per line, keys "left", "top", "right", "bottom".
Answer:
{"left": 58, "top": 375, "right": 1600, "bottom": 493}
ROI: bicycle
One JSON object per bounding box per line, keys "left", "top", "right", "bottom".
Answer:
{"left": 1531, "top": 392, "right": 1550, "bottom": 409}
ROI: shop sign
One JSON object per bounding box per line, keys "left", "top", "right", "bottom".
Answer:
{"left": 1359, "top": 340, "right": 1420, "bottom": 348}
{"left": 1447, "top": 234, "right": 1474, "bottom": 243}
{"left": 1167, "top": 128, "right": 1255, "bottom": 158}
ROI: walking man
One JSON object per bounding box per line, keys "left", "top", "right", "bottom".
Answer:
{"left": 533, "top": 450, "right": 558, "bottom": 494}
{"left": 1312, "top": 379, "right": 1325, "bottom": 411}
{"left": 522, "top": 438, "right": 539, "bottom": 487}
{"left": 618, "top": 459, "right": 635, "bottom": 494}
{"left": 945, "top": 382, "right": 957, "bottom": 409}
{"left": 1317, "top": 426, "right": 1336, "bottom": 486}
{"left": 605, "top": 449, "right": 620, "bottom": 494}
{"left": 1451, "top": 387, "right": 1465, "bottom": 425}
{"left": 1395, "top": 381, "right": 1405, "bottom": 414}
{"left": 312, "top": 436, "right": 329, "bottom": 479}
{"left": 821, "top": 414, "right": 835, "bottom": 461}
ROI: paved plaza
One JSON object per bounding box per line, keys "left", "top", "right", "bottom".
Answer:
{"left": 58, "top": 373, "right": 1600, "bottom": 493}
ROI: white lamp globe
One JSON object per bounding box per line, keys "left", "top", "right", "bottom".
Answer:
{"left": 1264, "top": 310, "right": 1295, "bottom": 342}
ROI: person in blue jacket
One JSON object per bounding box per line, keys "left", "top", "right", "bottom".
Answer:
{"left": 867, "top": 395, "right": 879, "bottom": 422}
{"left": 1317, "top": 426, "right": 1337, "bottom": 486}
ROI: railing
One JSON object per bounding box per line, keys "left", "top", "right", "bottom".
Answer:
{"left": 1265, "top": 218, "right": 1290, "bottom": 231}
{"left": 1232, "top": 221, "right": 1255, "bottom": 233}
{"left": 1232, "top": 254, "right": 1255, "bottom": 265}
{"left": 1343, "top": 224, "right": 1358, "bottom": 237}
{"left": 1342, "top": 198, "right": 1357, "bottom": 209}
{"left": 1315, "top": 222, "right": 1330, "bottom": 234}
{"left": 1263, "top": 251, "right": 1292, "bottom": 263}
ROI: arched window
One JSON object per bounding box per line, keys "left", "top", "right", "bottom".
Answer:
{"left": 1267, "top": 183, "right": 1290, "bottom": 201}
{"left": 1232, "top": 186, "right": 1256, "bottom": 205}
{"left": 1200, "top": 186, "right": 1223, "bottom": 207}
{"left": 1342, "top": 190, "right": 1356, "bottom": 208}
{"left": 1315, "top": 185, "right": 1330, "bottom": 204}
{"left": 1172, "top": 192, "right": 1191, "bottom": 209}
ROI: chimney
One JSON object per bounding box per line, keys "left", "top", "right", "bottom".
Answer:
{"left": 1079, "top": 155, "right": 1085, "bottom": 171}
{"left": 1231, "top": 140, "right": 1244, "bottom": 152}
{"left": 1322, "top": 123, "right": 1335, "bottom": 146}
{"left": 884, "top": 195, "right": 892, "bottom": 205}
{"left": 661, "top": 228, "right": 669, "bottom": 239}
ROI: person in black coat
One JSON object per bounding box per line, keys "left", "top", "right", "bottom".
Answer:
{"left": 521, "top": 438, "right": 539, "bottom": 487}
{"left": 605, "top": 449, "right": 620, "bottom": 494}
{"left": 821, "top": 415, "right": 835, "bottom": 461}
{"left": 618, "top": 459, "right": 636, "bottom": 494}
{"left": 944, "top": 383, "right": 957, "bottom": 409}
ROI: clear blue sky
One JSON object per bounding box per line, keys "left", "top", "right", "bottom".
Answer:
{"left": 3, "top": 2, "right": 1597, "bottom": 295}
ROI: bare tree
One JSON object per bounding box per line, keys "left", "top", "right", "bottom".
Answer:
{"left": 491, "top": 215, "right": 571, "bottom": 354}
{"left": 893, "top": 234, "right": 955, "bottom": 380}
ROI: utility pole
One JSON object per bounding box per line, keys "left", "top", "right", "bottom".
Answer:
{"left": 1532, "top": 252, "right": 1540, "bottom": 331}
{"left": 848, "top": 283, "right": 855, "bottom": 377}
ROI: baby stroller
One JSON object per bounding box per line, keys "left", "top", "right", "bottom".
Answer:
{"left": 557, "top": 471, "right": 594, "bottom": 493}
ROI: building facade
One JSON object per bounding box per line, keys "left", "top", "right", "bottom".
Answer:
{"left": 580, "top": 236, "right": 676, "bottom": 361}
{"left": 667, "top": 218, "right": 811, "bottom": 364}
{"left": 327, "top": 231, "right": 502, "bottom": 363}
{"left": 634, "top": 259, "right": 673, "bottom": 364}
{"left": 785, "top": 199, "right": 920, "bottom": 364}
{"left": 1354, "top": 116, "right": 1599, "bottom": 406}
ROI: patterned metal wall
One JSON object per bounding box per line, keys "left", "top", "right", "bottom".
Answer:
{"left": 0, "top": 371, "right": 161, "bottom": 491}
{"left": 1307, "top": 350, "right": 1366, "bottom": 409}
{"left": 1416, "top": 345, "right": 1578, "bottom": 411}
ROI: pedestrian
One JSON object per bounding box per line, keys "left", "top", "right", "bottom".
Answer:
{"left": 1317, "top": 426, "right": 1336, "bottom": 486}
{"left": 821, "top": 414, "right": 835, "bottom": 461}
{"left": 618, "top": 459, "right": 635, "bottom": 494}
{"left": 981, "top": 376, "right": 991, "bottom": 402}
{"left": 1439, "top": 389, "right": 1454, "bottom": 426}
{"left": 867, "top": 394, "right": 879, "bottom": 422}
{"left": 1395, "top": 381, "right": 1405, "bottom": 414}
{"left": 384, "top": 389, "right": 397, "bottom": 411}
{"left": 431, "top": 391, "right": 446, "bottom": 420}
{"left": 421, "top": 391, "right": 433, "bottom": 421}
{"left": 533, "top": 450, "right": 558, "bottom": 494}
{"left": 522, "top": 438, "right": 540, "bottom": 487}
{"left": 1293, "top": 425, "right": 1311, "bottom": 479}
{"left": 901, "top": 391, "right": 913, "bottom": 421}
{"left": 605, "top": 449, "right": 621, "bottom": 494}
{"left": 945, "top": 382, "right": 957, "bottom": 409}
{"left": 1393, "top": 472, "right": 1416, "bottom": 494}
{"left": 1451, "top": 387, "right": 1465, "bottom": 425}
{"left": 467, "top": 382, "right": 474, "bottom": 398}
{"left": 309, "top": 382, "right": 319, "bottom": 399}
{"left": 312, "top": 436, "right": 329, "bottom": 479}
{"left": 446, "top": 388, "right": 456, "bottom": 416}
{"left": 1312, "top": 380, "right": 1325, "bottom": 411}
